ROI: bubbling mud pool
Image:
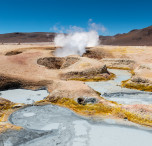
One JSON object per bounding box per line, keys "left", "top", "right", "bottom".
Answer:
{"left": 86, "top": 69, "right": 152, "bottom": 105}
{"left": 1, "top": 104, "right": 151, "bottom": 146}
{"left": 0, "top": 88, "right": 49, "bottom": 104}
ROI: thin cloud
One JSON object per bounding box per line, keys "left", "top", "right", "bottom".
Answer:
{"left": 50, "top": 19, "right": 107, "bottom": 34}
{"left": 88, "top": 19, "right": 107, "bottom": 33}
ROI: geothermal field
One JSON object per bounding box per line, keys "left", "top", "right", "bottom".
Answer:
{"left": 1, "top": 28, "right": 152, "bottom": 146}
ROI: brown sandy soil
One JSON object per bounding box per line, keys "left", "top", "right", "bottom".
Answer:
{"left": 85, "top": 46, "right": 152, "bottom": 89}
{"left": 82, "top": 45, "right": 152, "bottom": 126}
{"left": 46, "top": 80, "right": 101, "bottom": 100}
{"left": 0, "top": 44, "right": 115, "bottom": 100}
{"left": 87, "top": 46, "right": 152, "bottom": 64}
{"left": 0, "top": 44, "right": 114, "bottom": 132}
{"left": 0, "top": 44, "right": 55, "bottom": 54}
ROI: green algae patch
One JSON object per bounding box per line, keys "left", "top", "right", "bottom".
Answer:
{"left": 122, "top": 80, "right": 152, "bottom": 92}
{"left": 68, "top": 73, "right": 116, "bottom": 82}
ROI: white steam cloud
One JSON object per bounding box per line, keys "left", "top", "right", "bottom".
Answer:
{"left": 52, "top": 20, "right": 106, "bottom": 57}
{"left": 54, "top": 31, "right": 99, "bottom": 57}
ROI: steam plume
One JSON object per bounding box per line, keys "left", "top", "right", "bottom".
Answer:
{"left": 52, "top": 20, "right": 106, "bottom": 57}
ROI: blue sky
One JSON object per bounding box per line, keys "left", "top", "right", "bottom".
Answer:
{"left": 0, "top": 0, "right": 152, "bottom": 35}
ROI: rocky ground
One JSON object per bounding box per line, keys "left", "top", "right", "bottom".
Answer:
{"left": 0, "top": 44, "right": 114, "bottom": 133}
{"left": 84, "top": 45, "right": 152, "bottom": 90}
{"left": 0, "top": 98, "right": 22, "bottom": 134}
{"left": 1, "top": 44, "right": 152, "bottom": 135}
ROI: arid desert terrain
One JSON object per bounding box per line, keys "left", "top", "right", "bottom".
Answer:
{"left": 0, "top": 43, "right": 152, "bottom": 145}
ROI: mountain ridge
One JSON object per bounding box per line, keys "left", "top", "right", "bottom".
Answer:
{"left": 0, "top": 25, "right": 152, "bottom": 46}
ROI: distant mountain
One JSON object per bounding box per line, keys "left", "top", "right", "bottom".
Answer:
{"left": 100, "top": 25, "right": 152, "bottom": 46}
{"left": 0, "top": 32, "right": 56, "bottom": 43}
{"left": 0, "top": 25, "right": 152, "bottom": 46}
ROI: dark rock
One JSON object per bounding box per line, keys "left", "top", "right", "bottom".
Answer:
{"left": 85, "top": 97, "right": 98, "bottom": 104}
{"left": 37, "top": 57, "right": 65, "bottom": 69}
{"left": 37, "top": 56, "right": 79, "bottom": 69}
{"left": 77, "top": 96, "right": 98, "bottom": 105}
{"left": 77, "top": 97, "right": 85, "bottom": 105}
{"left": 5, "top": 51, "right": 22, "bottom": 56}
{"left": 124, "top": 117, "right": 128, "bottom": 120}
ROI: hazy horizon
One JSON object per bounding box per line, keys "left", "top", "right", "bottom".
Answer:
{"left": 0, "top": 24, "right": 151, "bottom": 36}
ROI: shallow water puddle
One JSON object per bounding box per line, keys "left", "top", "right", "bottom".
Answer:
{"left": 0, "top": 89, "right": 49, "bottom": 104}
{"left": 86, "top": 69, "right": 152, "bottom": 104}
{"left": 7, "top": 105, "right": 152, "bottom": 146}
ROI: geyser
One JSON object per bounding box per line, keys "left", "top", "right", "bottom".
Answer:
{"left": 54, "top": 30, "right": 99, "bottom": 57}
{"left": 52, "top": 19, "right": 106, "bottom": 57}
